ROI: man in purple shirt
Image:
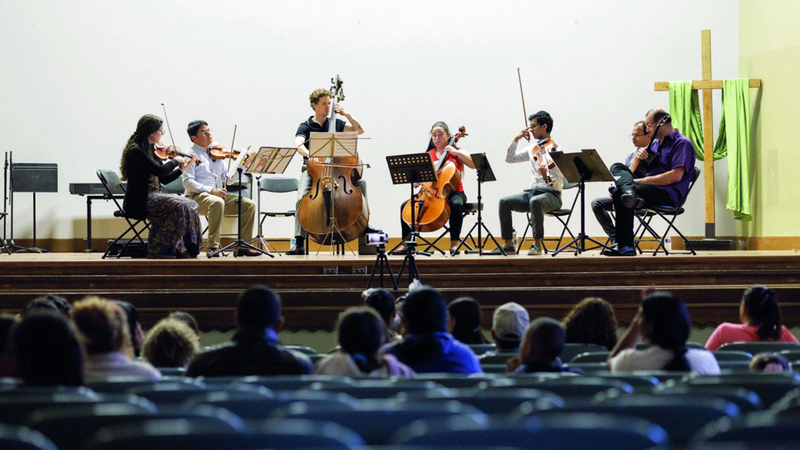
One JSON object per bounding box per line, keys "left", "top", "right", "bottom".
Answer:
{"left": 603, "top": 108, "right": 696, "bottom": 257}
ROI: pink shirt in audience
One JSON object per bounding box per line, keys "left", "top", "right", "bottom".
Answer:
{"left": 704, "top": 322, "right": 798, "bottom": 351}
{"left": 313, "top": 351, "right": 415, "bottom": 377}
{"left": 609, "top": 346, "right": 720, "bottom": 374}
{"left": 85, "top": 352, "right": 162, "bottom": 380}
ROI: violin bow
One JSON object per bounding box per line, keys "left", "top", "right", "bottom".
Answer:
{"left": 160, "top": 103, "right": 181, "bottom": 155}
{"left": 517, "top": 68, "right": 529, "bottom": 131}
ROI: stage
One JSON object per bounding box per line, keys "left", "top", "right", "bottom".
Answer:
{"left": 2, "top": 250, "right": 799, "bottom": 333}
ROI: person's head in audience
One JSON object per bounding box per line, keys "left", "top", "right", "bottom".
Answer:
{"left": 364, "top": 288, "right": 399, "bottom": 341}
{"left": 640, "top": 292, "right": 692, "bottom": 371}
{"left": 492, "top": 302, "right": 530, "bottom": 351}
{"left": 402, "top": 287, "right": 447, "bottom": 336}
{"left": 236, "top": 285, "right": 285, "bottom": 332}
{"left": 142, "top": 318, "right": 199, "bottom": 368}
{"left": 23, "top": 295, "right": 72, "bottom": 319}
{"left": 168, "top": 311, "right": 200, "bottom": 336}
{"left": 750, "top": 352, "right": 792, "bottom": 373}
{"left": 561, "top": 297, "right": 618, "bottom": 350}
{"left": 518, "top": 317, "right": 566, "bottom": 371}
{"left": 338, "top": 307, "right": 386, "bottom": 373}
{"left": 0, "top": 313, "right": 18, "bottom": 377}
{"left": 116, "top": 301, "right": 144, "bottom": 357}
{"left": 72, "top": 297, "right": 131, "bottom": 355}
{"left": 740, "top": 285, "right": 783, "bottom": 341}
{"left": 12, "top": 312, "right": 84, "bottom": 386}
{"left": 447, "top": 297, "right": 487, "bottom": 345}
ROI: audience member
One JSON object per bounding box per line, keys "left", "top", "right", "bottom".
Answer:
{"left": 71, "top": 297, "right": 161, "bottom": 380}
{"left": 12, "top": 312, "right": 85, "bottom": 386}
{"left": 22, "top": 295, "right": 72, "bottom": 319}
{"left": 384, "top": 287, "right": 482, "bottom": 374}
{"left": 561, "top": 297, "right": 618, "bottom": 350}
{"left": 750, "top": 352, "right": 792, "bottom": 373}
{"left": 447, "top": 297, "right": 488, "bottom": 345}
{"left": 705, "top": 285, "right": 798, "bottom": 351}
{"left": 142, "top": 318, "right": 200, "bottom": 368}
{"left": 314, "top": 307, "right": 414, "bottom": 377}
{"left": 364, "top": 288, "right": 401, "bottom": 343}
{"left": 116, "top": 301, "right": 145, "bottom": 358}
{"left": 187, "top": 286, "right": 312, "bottom": 377}
{"left": 608, "top": 292, "right": 720, "bottom": 374}
{"left": 168, "top": 311, "right": 200, "bottom": 336}
{"left": 489, "top": 302, "right": 529, "bottom": 354}
{"left": 507, "top": 317, "right": 575, "bottom": 373}
{"left": 0, "top": 314, "right": 18, "bottom": 378}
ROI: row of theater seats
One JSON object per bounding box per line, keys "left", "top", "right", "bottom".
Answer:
{"left": 4, "top": 370, "right": 800, "bottom": 449}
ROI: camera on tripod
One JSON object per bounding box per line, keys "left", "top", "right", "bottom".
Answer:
{"left": 366, "top": 232, "right": 389, "bottom": 246}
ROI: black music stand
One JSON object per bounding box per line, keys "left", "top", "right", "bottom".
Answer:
{"left": 1, "top": 152, "right": 10, "bottom": 255}
{"left": 10, "top": 162, "right": 58, "bottom": 253}
{"left": 549, "top": 149, "right": 614, "bottom": 256}
{"left": 386, "top": 153, "right": 437, "bottom": 285}
{"left": 208, "top": 152, "right": 272, "bottom": 258}
{"left": 250, "top": 146, "right": 296, "bottom": 255}
{"left": 308, "top": 131, "right": 361, "bottom": 255}
{"left": 462, "top": 153, "right": 506, "bottom": 256}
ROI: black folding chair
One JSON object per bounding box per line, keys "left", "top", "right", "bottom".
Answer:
{"left": 0, "top": 212, "right": 10, "bottom": 255}
{"left": 517, "top": 181, "right": 580, "bottom": 254}
{"left": 257, "top": 176, "right": 300, "bottom": 254}
{"left": 633, "top": 167, "right": 701, "bottom": 256}
{"left": 97, "top": 170, "right": 150, "bottom": 259}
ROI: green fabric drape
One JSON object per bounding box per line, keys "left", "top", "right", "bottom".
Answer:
{"left": 723, "top": 78, "right": 752, "bottom": 221}
{"left": 667, "top": 79, "right": 752, "bottom": 221}
{"left": 668, "top": 81, "right": 727, "bottom": 160}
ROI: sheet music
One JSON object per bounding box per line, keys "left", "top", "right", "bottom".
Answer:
{"left": 308, "top": 131, "right": 359, "bottom": 158}
{"left": 225, "top": 148, "right": 250, "bottom": 183}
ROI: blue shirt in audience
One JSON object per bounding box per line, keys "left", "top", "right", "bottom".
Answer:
{"left": 384, "top": 331, "right": 482, "bottom": 374}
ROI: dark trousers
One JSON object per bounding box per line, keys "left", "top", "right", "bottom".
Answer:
{"left": 401, "top": 191, "right": 467, "bottom": 241}
{"left": 610, "top": 163, "right": 675, "bottom": 248}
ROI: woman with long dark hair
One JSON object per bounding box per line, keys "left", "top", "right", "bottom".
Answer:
{"left": 120, "top": 114, "right": 203, "bottom": 258}
{"left": 607, "top": 292, "right": 719, "bottom": 374}
{"left": 447, "top": 297, "right": 489, "bottom": 345}
{"left": 705, "top": 285, "right": 798, "bottom": 351}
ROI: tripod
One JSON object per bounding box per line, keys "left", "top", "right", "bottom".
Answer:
{"left": 367, "top": 243, "right": 398, "bottom": 290}
{"left": 462, "top": 153, "right": 505, "bottom": 255}
{"left": 1, "top": 152, "right": 10, "bottom": 255}
{"left": 395, "top": 181, "right": 433, "bottom": 284}
{"left": 208, "top": 167, "right": 273, "bottom": 258}
{"left": 549, "top": 150, "right": 614, "bottom": 256}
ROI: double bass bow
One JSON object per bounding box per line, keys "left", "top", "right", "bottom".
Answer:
{"left": 297, "top": 75, "right": 369, "bottom": 246}
{"left": 401, "top": 126, "right": 468, "bottom": 233}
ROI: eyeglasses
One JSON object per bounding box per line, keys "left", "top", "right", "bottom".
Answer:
{"left": 200, "top": 129, "right": 213, "bottom": 136}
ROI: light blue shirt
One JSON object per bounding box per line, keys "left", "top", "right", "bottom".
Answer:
{"left": 182, "top": 144, "right": 228, "bottom": 194}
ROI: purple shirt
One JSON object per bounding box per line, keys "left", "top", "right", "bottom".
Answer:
{"left": 646, "top": 128, "right": 696, "bottom": 206}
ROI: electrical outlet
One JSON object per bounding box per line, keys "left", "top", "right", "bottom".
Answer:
{"left": 322, "top": 266, "right": 338, "bottom": 275}
{"left": 353, "top": 266, "right": 367, "bottom": 274}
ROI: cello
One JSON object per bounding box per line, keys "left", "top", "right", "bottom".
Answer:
{"left": 401, "top": 126, "right": 468, "bottom": 232}
{"left": 297, "top": 76, "right": 369, "bottom": 246}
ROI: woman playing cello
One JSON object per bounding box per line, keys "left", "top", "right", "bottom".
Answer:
{"left": 397, "top": 121, "right": 475, "bottom": 256}
{"left": 120, "top": 114, "right": 203, "bottom": 259}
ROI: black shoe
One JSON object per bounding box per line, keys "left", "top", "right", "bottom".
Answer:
{"left": 391, "top": 247, "right": 408, "bottom": 256}
{"left": 206, "top": 247, "right": 221, "bottom": 258}
{"left": 621, "top": 190, "right": 644, "bottom": 209}
{"left": 602, "top": 245, "right": 636, "bottom": 257}
{"left": 286, "top": 245, "right": 305, "bottom": 255}
{"left": 234, "top": 248, "right": 262, "bottom": 257}
{"left": 450, "top": 248, "right": 460, "bottom": 256}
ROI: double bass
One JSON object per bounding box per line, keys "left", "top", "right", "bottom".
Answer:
{"left": 297, "top": 76, "right": 369, "bottom": 245}
{"left": 401, "top": 126, "right": 468, "bottom": 232}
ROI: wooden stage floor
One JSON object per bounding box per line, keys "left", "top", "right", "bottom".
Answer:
{"left": 2, "top": 250, "right": 800, "bottom": 333}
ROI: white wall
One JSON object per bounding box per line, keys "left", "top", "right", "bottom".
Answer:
{"left": 0, "top": 0, "right": 739, "bottom": 242}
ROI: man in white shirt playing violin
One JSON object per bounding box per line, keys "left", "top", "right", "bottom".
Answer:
{"left": 182, "top": 120, "right": 260, "bottom": 258}
{"left": 488, "top": 111, "right": 564, "bottom": 256}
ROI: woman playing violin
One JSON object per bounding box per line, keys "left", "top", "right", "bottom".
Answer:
{"left": 120, "top": 114, "right": 203, "bottom": 259}
{"left": 488, "top": 110, "right": 564, "bottom": 256}
{"left": 397, "top": 121, "right": 475, "bottom": 256}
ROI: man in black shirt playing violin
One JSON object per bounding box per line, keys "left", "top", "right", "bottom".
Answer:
{"left": 287, "top": 88, "right": 369, "bottom": 255}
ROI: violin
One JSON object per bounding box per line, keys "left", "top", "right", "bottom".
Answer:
{"left": 154, "top": 143, "right": 200, "bottom": 165}
{"left": 401, "top": 126, "right": 468, "bottom": 232}
{"left": 208, "top": 143, "right": 242, "bottom": 161}
{"left": 532, "top": 138, "right": 557, "bottom": 187}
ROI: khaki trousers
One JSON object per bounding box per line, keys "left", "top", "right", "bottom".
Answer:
{"left": 188, "top": 192, "right": 255, "bottom": 249}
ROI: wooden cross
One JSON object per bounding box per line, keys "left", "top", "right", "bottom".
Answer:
{"left": 654, "top": 29, "right": 761, "bottom": 242}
